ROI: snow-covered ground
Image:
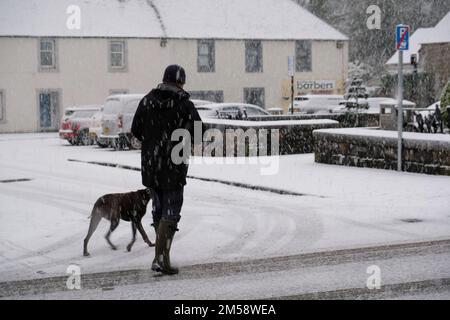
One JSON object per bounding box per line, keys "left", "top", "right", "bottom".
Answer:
{"left": 1, "top": 133, "right": 450, "bottom": 284}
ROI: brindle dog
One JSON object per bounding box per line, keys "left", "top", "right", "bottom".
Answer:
{"left": 83, "top": 189, "right": 155, "bottom": 256}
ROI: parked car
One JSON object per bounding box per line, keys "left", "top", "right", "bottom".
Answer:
{"left": 99, "top": 94, "right": 144, "bottom": 150}
{"left": 191, "top": 99, "right": 214, "bottom": 107}
{"left": 333, "top": 97, "right": 396, "bottom": 114}
{"left": 197, "top": 103, "right": 270, "bottom": 120}
{"left": 267, "top": 107, "right": 284, "bottom": 115}
{"left": 291, "top": 94, "right": 344, "bottom": 114}
{"left": 59, "top": 105, "right": 102, "bottom": 145}
{"left": 88, "top": 108, "right": 109, "bottom": 148}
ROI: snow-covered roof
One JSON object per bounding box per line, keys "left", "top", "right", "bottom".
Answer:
{"left": 378, "top": 98, "right": 416, "bottom": 106}
{"left": 430, "top": 11, "right": 450, "bottom": 44}
{"left": 387, "top": 11, "right": 450, "bottom": 65}
{"left": 0, "top": 0, "right": 348, "bottom": 41}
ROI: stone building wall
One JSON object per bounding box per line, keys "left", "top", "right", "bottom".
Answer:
{"left": 420, "top": 42, "right": 450, "bottom": 98}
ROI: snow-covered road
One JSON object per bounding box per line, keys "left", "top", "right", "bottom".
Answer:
{"left": 0, "top": 133, "right": 449, "bottom": 298}
{"left": 2, "top": 239, "right": 450, "bottom": 299}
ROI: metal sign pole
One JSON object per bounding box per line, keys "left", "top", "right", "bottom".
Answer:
{"left": 288, "top": 56, "right": 295, "bottom": 115}
{"left": 397, "top": 50, "right": 403, "bottom": 172}
{"left": 291, "top": 76, "right": 294, "bottom": 115}
{"left": 396, "top": 24, "right": 409, "bottom": 172}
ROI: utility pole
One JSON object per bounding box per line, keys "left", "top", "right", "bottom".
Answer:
{"left": 291, "top": 75, "right": 294, "bottom": 115}
{"left": 397, "top": 50, "right": 403, "bottom": 171}
{"left": 396, "top": 24, "right": 409, "bottom": 172}
{"left": 288, "top": 56, "right": 295, "bottom": 115}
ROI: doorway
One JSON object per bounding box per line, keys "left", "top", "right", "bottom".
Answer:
{"left": 38, "top": 90, "right": 60, "bottom": 131}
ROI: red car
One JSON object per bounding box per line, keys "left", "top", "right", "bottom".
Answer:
{"left": 59, "top": 106, "right": 102, "bottom": 145}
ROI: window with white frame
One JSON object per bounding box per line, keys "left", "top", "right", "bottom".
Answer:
{"left": 109, "top": 40, "right": 127, "bottom": 71}
{"left": 39, "top": 39, "right": 57, "bottom": 70}
{"left": 198, "top": 40, "right": 215, "bottom": 72}
{"left": 296, "top": 40, "right": 312, "bottom": 72}
{"left": 0, "top": 91, "right": 5, "bottom": 121}
{"left": 245, "top": 40, "right": 263, "bottom": 73}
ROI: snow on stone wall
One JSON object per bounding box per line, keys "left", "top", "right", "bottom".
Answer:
{"left": 313, "top": 128, "right": 450, "bottom": 176}
{"left": 247, "top": 113, "right": 380, "bottom": 128}
{"left": 202, "top": 119, "right": 340, "bottom": 156}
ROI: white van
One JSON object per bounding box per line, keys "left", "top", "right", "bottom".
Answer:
{"left": 292, "top": 94, "right": 344, "bottom": 114}
{"left": 99, "top": 94, "right": 144, "bottom": 150}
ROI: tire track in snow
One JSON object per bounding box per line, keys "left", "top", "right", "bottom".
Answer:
{"left": 67, "top": 159, "right": 327, "bottom": 198}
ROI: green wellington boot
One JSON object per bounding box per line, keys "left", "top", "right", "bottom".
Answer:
{"left": 161, "top": 220, "right": 179, "bottom": 275}
{"left": 151, "top": 220, "right": 179, "bottom": 275}
{"left": 151, "top": 221, "right": 163, "bottom": 272}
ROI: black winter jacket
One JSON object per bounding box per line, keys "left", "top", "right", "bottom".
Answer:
{"left": 131, "top": 83, "right": 202, "bottom": 190}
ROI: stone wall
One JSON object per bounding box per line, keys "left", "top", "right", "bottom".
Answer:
{"left": 202, "top": 119, "right": 340, "bottom": 156}
{"left": 313, "top": 128, "right": 450, "bottom": 176}
{"left": 248, "top": 113, "right": 379, "bottom": 128}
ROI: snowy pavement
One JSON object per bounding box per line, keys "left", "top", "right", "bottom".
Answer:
{"left": 2, "top": 240, "right": 450, "bottom": 300}
{"left": 0, "top": 133, "right": 450, "bottom": 298}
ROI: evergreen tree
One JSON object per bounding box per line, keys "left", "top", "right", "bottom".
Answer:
{"left": 344, "top": 78, "right": 369, "bottom": 111}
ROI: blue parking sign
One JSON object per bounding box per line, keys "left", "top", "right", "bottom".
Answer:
{"left": 396, "top": 25, "right": 410, "bottom": 51}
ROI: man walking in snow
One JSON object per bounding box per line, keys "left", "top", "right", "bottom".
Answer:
{"left": 131, "top": 65, "right": 202, "bottom": 275}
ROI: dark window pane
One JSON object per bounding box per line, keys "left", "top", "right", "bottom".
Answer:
{"left": 0, "top": 92, "right": 3, "bottom": 120}
{"left": 110, "top": 42, "right": 123, "bottom": 52}
{"left": 244, "top": 88, "right": 265, "bottom": 108}
{"left": 41, "top": 52, "right": 53, "bottom": 66}
{"left": 245, "top": 41, "right": 263, "bottom": 73}
{"left": 198, "top": 40, "right": 215, "bottom": 72}
{"left": 296, "top": 40, "right": 312, "bottom": 72}
{"left": 111, "top": 52, "right": 123, "bottom": 67}
{"left": 40, "top": 40, "right": 54, "bottom": 51}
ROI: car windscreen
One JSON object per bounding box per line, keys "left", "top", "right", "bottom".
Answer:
{"left": 217, "top": 106, "right": 245, "bottom": 119}
{"left": 103, "top": 99, "right": 122, "bottom": 114}
{"left": 244, "top": 106, "right": 269, "bottom": 116}
{"left": 124, "top": 100, "right": 140, "bottom": 114}
{"left": 197, "top": 108, "right": 217, "bottom": 118}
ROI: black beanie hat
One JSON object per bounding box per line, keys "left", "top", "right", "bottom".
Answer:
{"left": 162, "top": 64, "right": 186, "bottom": 84}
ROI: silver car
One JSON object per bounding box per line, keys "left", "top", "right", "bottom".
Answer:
{"left": 59, "top": 105, "right": 102, "bottom": 145}
{"left": 88, "top": 108, "right": 109, "bottom": 148}
{"left": 197, "top": 103, "right": 270, "bottom": 120}
{"left": 99, "top": 94, "right": 144, "bottom": 150}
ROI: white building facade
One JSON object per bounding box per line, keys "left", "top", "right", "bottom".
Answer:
{"left": 0, "top": 0, "right": 348, "bottom": 133}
